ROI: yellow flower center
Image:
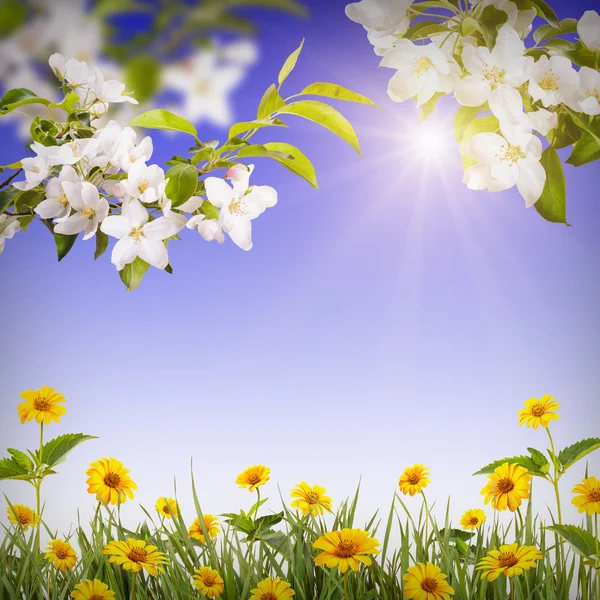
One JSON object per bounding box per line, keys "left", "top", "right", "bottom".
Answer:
{"left": 585, "top": 87, "right": 600, "bottom": 102}
{"left": 260, "top": 594, "right": 277, "bottom": 600}
{"left": 496, "top": 478, "right": 515, "bottom": 493}
{"left": 162, "top": 506, "right": 171, "bottom": 514}
{"left": 498, "top": 552, "right": 518, "bottom": 568}
{"left": 247, "top": 473, "right": 261, "bottom": 485}
{"left": 103, "top": 473, "right": 121, "bottom": 488}
{"left": 588, "top": 490, "right": 600, "bottom": 502}
{"left": 335, "top": 540, "right": 357, "bottom": 558}
{"left": 129, "top": 226, "right": 146, "bottom": 242}
{"left": 539, "top": 70, "right": 559, "bottom": 91}
{"left": 19, "top": 512, "right": 32, "bottom": 525}
{"left": 71, "top": 142, "right": 82, "bottom": 157}
{"left": 129, "top": 154, "right": 137, "bottom": 164}
{"left": 531, "top": 404, "right": 545, "bottom": 417}
{"left": 33, "top": 397, "right": 50, "bottom": 411}
{"left": 89, "top": 595, "right": 104, "bottom": 600}
{"left": 306, "top": 492, "right": 319, "bottom": 504}
{"left": 407, "top": 474, "right": 421, "bottom": 485}
{"left": 203, "top": 576, "right": 215, "bottom": 587}
{"left": 127, "top": 547, "right": 147, "bottom": 563}
{"left": 469, "top": 516, "right": 480, "bottom": 526}
{"left": 138, "top": 180, "right": 150, "bottom": 194}
{"left": 82, "top": 208, "right": 96, "bottom": 220}
{"left": 58, "top": 192, "right": 67, "bottom": 205}
{"left": 229, "top": 199, "right": 247, "bottom": 217}
{"left": 482, "top": 64, "right": 505, "bottom": 87}
{"left": 421, "top": 577, "right": 439, "bottom": 593}
{"left": 195, "top": 81, "right": 213, "bottom": 96}
{"left": 32, "top": 165, "right": 40, "bottom": 174}
{"left": 413, "top": 56, "right": 432, "bottom": 77}
{"left": 55, "top": 547, "right": 70, "bottom": 560}
{"left": 497, "top": 144, "right": 525, "bottom": 166}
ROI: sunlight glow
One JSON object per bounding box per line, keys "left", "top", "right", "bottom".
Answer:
{"left": 410, "top": 120, "right": 454, "bottom": 160}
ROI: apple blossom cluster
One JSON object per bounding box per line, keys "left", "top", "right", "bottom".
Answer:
{"left": 2, "top": 55, "right": 277, "bottom": 271}
{"left": 346, "top": 0, "right": 600, "bottom": 222}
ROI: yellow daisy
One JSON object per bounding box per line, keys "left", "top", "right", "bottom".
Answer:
{"left": 249, "top": 577, "right": 295, "bottom": 600}
{"left": 17, "top": 386, "right": 66, "bottom": 425}
{"left": 518, "top": 395, "right": 560, "bottom": 429}
{"left": 481, "top": 463, "right": 531, "bottom": 512}
{"left": 86, "top": 457, "right": 137, "bottom": 506}
{"left": 155, "top": 497, "right": 179, "bottom": 519}
{"left": 45, "top": 539, "right": 77, "bottom": 571}
{"left": 71, "top": 579, "right": 116, "bottom": 600}
{"left": 236, "top": 465, "right": 270, "bottom": 492}
{"left": 477, "top": 543, "right": 542, "bottom": 581}
{"left": 103, "top": 538, "right": 168, "bottom": 577}
{"left": 7, "top": 504, "right": 40, "bottom": 530}
{"left": 290, "top": 482, "right": 333, "bottom": 516}
{"left": 399, "top": 465, "right": 430, "bottom": 496}
{"left": 403, "top": 562, "right": 455, "bottom": 600}
{"left": 460, "top": 509, "right": 486, "bottom": 531}
{"left": 313, "top": 528, "right": 380, "bottom": 574}
{"left": 572, "top": 476, "right": 600, "bottom": 516}
{"left": 193, "top": 567, "right": 225, "bottom": 598}
{"left": 189, "top": 514, "right": 220, "bottom": 543}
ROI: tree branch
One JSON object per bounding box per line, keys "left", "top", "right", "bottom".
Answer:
{"left": 0, "top": 168, "right": 22, "bottom": 189}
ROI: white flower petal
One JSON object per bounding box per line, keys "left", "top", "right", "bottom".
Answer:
{"left": 111, "top": 236, "right": 138, "bottom": 270}
{"left": 101, "top": 215, "right": 131, "bottom": 239}
{"left": 205, "top": 177, "right": 234, "bottom": 208}
{"left": 54, "top": 214, "right": 84, "bottom": 235}
{"left": 517, "top": 157, "right": 546, "bottom": 207}
{"left": 138, "top": 239, "right": 169, "bottom": 269}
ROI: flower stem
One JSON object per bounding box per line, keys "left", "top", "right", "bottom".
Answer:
{"left": 595, "top": 514, "right": 599, "bottom": 600}
{"left": 343, "top": 571, "right": 348, "bottom": 600}
{"left": 546, "top": 427, "right": 565, "bottom": 570}
{"left": 509, "top": 577, "right": 515, "bottom": 600}
{"left": 131, "top": 571, "right": 137, "bottom": 600}
{"left": 421, "top": 492, "right": 430, "bottom": 556}
{"left": 35, "top": 422, "right": 44, "bottom": 554}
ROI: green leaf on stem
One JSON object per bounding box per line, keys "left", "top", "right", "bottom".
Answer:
{"left": 262, "top": 142, "right": 318, "bottom": 188}
{"left": 7, "top": 448, "right": 34, "bottom": 473}
{"left": 257, "top": 84, "right": 286, "bottom": 120}
{"left": 129, "top": 109, "right": 197, "bottom": 137}
{"left": 300, "top": 82, "right": 377, "bottom": 106}
{"left": 120, "top": 256, "right": 150, "bottom": 292}
{"left": 535, "top": 146, "right": 568, "bottom": 225}
{"left": 0, "top": 187, "right": 18, "bottom": 213}
{"left": 54, "top": 233, "right": 79, "bottom": 262}
{"left": 0, "top": 457, "right": 33, "bottom": 481}
{"left": 39, "top": 434, "right": 97, "bottom": 469}
{"left": 278, "top": 39, "right": 304, "bottom": 89}
{"left": 558, "top": 438, "right": 600, "bottom": 471}
{"left": 530, "top": 0, "right": 559, "bottom": 27}
{"left": 454, "top": 105, "right": 484, "bottom": 141}
{"left": 94, "top": 230, "right": 109, "bottom": 260}
{"left": 165, "top": 163, "right": 198, "bottom": 208}
{"left": 546, "top": 525, "right": 599, "bottom": 559}
{"left": 473, "top": 456, "right": 548, "bottom": 477}
{"left": 227, "top": 118, "right": 288, "bottom": 142}
{"left": 0, "top": 88, "right": 51, "bottom": 114}
{"left": 567, "top": 132, "right": 600, "bottom": 167}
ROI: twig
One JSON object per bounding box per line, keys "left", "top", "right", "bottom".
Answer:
{"left": 0, "top": 168, "right": 22, "bottom": 189}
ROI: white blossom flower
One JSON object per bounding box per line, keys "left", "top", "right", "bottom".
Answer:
{"left": 221, "top": 40, "right": 259, "bottom": 66}
{"left": 527, "top": 55, "right": 579, "bottom": 107}
{"left": 53, "top": 181, "right": 108, "bottom": 239}
{"left": 89, "top": 67, "right": 138, "bottom": 105}
{"left": 204, "top": 164, "right": 277, "bottom": 251}
{"left": 0, "top": 215, "right": 21, "bottom": 254}
{"left": 101, "top": 198, "right": 183, "bottom": 270}
{"left": 455, "top": 25, "right": 529, "bottom": 124}
{"left": 121, "top": 161, "right": 166, "bottom": 204}
{"left": 13, "top": 156, "right": 49, "bottom": 191}
{"left": 186, "top": 214, "right": 225, "bottom": 243}
{"left": 49, "top": 53, "right": 66, "bottom": 80}
{"left": 95, "top": 121, "right": 137, "bottom": 162}
{"left": 460, "top": 126, "right": 546, "bottom": 207}
{"left": 48, "top": 138, "right": 99, "bottom": 167}
{"left": 112, "top": 135, "right": 153, "bottom": 172}
{"left": 34, "top": 165, "right": 81, "bottom": 221}
{"left": 563, "top": 66, "right": 600, "bottom": 116}
{"left": 470, "top": 0, "right": 536, "bottom": 35}
{"left": 380, "top": 39, "right": 450, "bottom": 106}
{"left": 345, "top": 0, "right": 413, "bottom": 36}
{"left": 526, "top": 108, "right": 558, "bottom": 135}
{"left": 578, "top": 10, "right": 600, "bottom": 52}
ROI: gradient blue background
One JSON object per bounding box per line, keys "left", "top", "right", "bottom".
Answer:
{"left": 0, "top": 0, "right": 598, "bottom": 541}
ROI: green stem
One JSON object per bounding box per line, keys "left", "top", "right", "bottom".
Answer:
{"left": 343, "top": 571, "right": 348, "bottom": 600}
{"left": 509, "top": 576, "right": 515, "bottom": 600}
{"left": 131, "top": 571, "right": 137, "bottom": 600}
{"left": 421, "top": 492, "right": 430, "bottom": 556}
{"left": 546, "top": 427, "right": 565, "bottom": 571}
{"left": 35, "top": 422, "right": 44, "bottom": 554}
{"left": 595, "top": 514, "right": 599, "bottom": 600}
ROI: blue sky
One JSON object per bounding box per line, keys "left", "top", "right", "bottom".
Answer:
{"left": 0, "top": 0, "right": 599, "bottom": 541}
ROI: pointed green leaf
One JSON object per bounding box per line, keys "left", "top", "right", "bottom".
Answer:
{"left": 278, "top": 39, "right": 304, "bottom": 88}
{"left": 558, "top": 438, "right": 600, "bottom": 471}
{"left": 0, "top": 457, "right": 32, "bottom": 480}
{"left": 94, "top": 230, "right": 109, "bottom": 260}
{"left": 527, "top": 447, "right": 550, "bottom": 474}
{"left": 300, "top": 82, "right": 377, "bottom": 107}
{"left": 236, "top": 144, "right": 293, "bottom": 160}
{"left": 7, "top": 449, "right": 34, "bottom": 473}
{"left": 54, "top": 233, "right": 79, "bottom": 262}
{"left": 262, "top": 142, "right": 318, "bottom": 188}
{"left": 473, "top": 456, "right": 547, "bottom": 477}
{"left": 530, "top": 0, "right": 559, "bottom": 26}
{"left": 454, "top": 105, "right": 484, "bottom": 141}
{"left": 535, "top": 146, "right": 568, "bottom": 225}
{"left": 200, "top": 201, "right": 220, "bottom": 221}
{"left": 419, "top": 92, "right": 443, "bottom": 122}
{"left": 567, "top": 132, "right": 600, "bottom": 167}
{"left": 0, "top": 187, "right": 18, "bottom": 213}
{"left": 277, "top": 100, "right": 361, "bottom": 155}
{"left": 546, "top": 525, "right": 599, "bottom": 559}
{"left": 227, "top": 118, "right": 288, "bottom": 142}
{"left": 165, "top": 163, "right": 198, "bottom": 208}
{"left": 257, "top": 84, "right": 286, "bottom": 120}
{"left": 40, "top": 433, "right": 97, "bottom": 469}
{"left": 120, "top": 256, "right": 150, "bottom": 292}
{"left": 0, "top": 88, "right": 51, "bottom": 114}
{"left": 129, "top": 109, "right": 197, "bottom": 137}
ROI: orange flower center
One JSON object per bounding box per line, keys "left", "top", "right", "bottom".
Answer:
{"left": 469, "top": 517, "right": 480, "bottom": 526}
{"left": 496, "top": 478, "right": 515, "bottom": 493}
{"left": 127, "top": 547, "right": 147, "bottom": 563}
{"left": 498, "top": 552, "right": 518, "bottom": 568}
{"left": 260, "top": 594, "right": 277, "bottom": 600}
{"left": 203, "top": 576, "right": 215, "bottom": 587}
{"left": 588, "top": 490, "right": 600, "bottom": 502}
{"left": 19, "top": 512, "right": 31, "bottom": 525}
{"left": 247, "top": 474, "right": 260, "bottom": 485}
{"left": 163, "top": 506, "right": 171, "bottom": 514}
{"left": 407, "top": 474, "right": 420, "bottom": 485}
{"left": 531, "top": 404, "right": 545, "bottom": 417}
{"left": 335, "top": 540, "right": 357, "bottom": 558}
{"left": 55, "top": 547, "right": 70, "bottom": 560}
{"left": 421, "top": 577, "right": 439, "bottom": 593}
{"left": 89, "top": 595, "right": 104, "bottom": 600}
{"left": 33, "top": 397, "right": 50, "bottom": 411}
{"left": 104, "top": 473, "right": 121, "bottom": 488}
{"left": 306, "top": 492, "right": 319, "bottom": 504}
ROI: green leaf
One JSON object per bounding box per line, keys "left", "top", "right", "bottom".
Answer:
{"left": 228, "top": 0, "right": 307, "bottom": 16}
{"left": 200, "top": 201, "right": 220, "bottom": 221}
{"left": 120, "top": 256, "right": 150, "bottom": 292}
{"left": 277, "top": 100, "right": 361, "bottom": 155}
{"left": 257, "top": 84, "right": 286, "bottom": 120}
{"left": 567, "top": 132, "right": 600, "bottom": 167}
{"left": 94, "top": 230, "right": 109, "bottom": 260}
{"left": 165, "top": 163, "right": 198, "bottom": 208}
{"left": 222, "top": 514, "right": 255, "bottom": 534}
{"left": 236, "top": 144, "right": 293, "bottom": 160}
{"left": 547, "top": 111, "right": 582, "bottom": 149}
{"left": 527, "top": 447, "right": 550, "bottom": 474}
{"left": 461, "top": 16, "right": 483, "bottom": 37}
{"left": 535, "top": 146, "right": 568, "bottom": 225}
{"left": 480, "top": 5, "right": 509, "bottom": 47}
{"left": 278, "top": 39, "right": 304, "bottom": 89}
{"left": 454, "top": 105, "right": 484, "bottom": 141}
{"left": 533, "top": 18, "right": 578, "bottom": 43}
{"left": 54, "top": 233, "right": 79, "bottom": 262}
{"left": 546, "top": 525, "right": 599, "bottom": 559}
{"left": 473, "top": 456, "right": 548, "bottom": 477}
{"left": 530, "top": 0, "right": 559, "bottom": 26}
{"left": 40, "top": 434, "right": 97, "bottom": 469}
{"left": 0, "top": 0, "right": 27, "bottom": 36}
{"left": 0, "top": 88, "right": 51, "bottom": 114}
{"left": 462, "top": 115, "right": 500, "bottom": 140}
{"left": 0, "top": 457, "right": 32, "bottom": 481}
{"left": 51, "top": 91, "right": 79, "bottom": 113}
{"left": 13, "top": 189, "right": 44, "bottom": 212}
{"left": 7, "top": 449, "right": 34, "bottom": 473}
{"left": 262, "top": 142, "right": 318, "bottom": 188}
{"left": 405, "top": 20, "right": 451, "bottom": 41}
{"left": 558, "top": 438, "right": 600, "bottom": 471}
{"left": 255, "top": 512, "right": 284, "bottom": 531}
{"left": 227, "top": 118, "right": 288, "bottom": 141}
{"left": 419, "top": 92, "right": 443, "bottom": 122}
{"left": 439, "top": 528, "right": 475, "bottom": 542}
{"left": 0, "top": 187, "right": 18, "bottom": 213}
{"left": 300, "top": 82, "right": 377, "bottom": 107}
{"left": 124, "top": 55, "right": 161, "bottom": 104}
{"left": 129, "top": 109, "right": 197, "bottom": 137}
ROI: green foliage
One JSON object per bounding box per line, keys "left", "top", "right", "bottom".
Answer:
{"left": 262, "top": 142, "right": 318, "bottom": 188}
{"left": 124, "top": 55, "right": 161, "bottom": 104}
{"left": 278, "top": 39, "right": 304, "bottom": 89}
{"left": 0, "top": 88, "right": 51, "bottom": 114}
{"left": 165, "top": 163, "right": 198, "bottom": 208}
{"left": 300, "top": 83, "right": 377, "bottom": 107}
{"left": 533, "top": 18, "right": 578, "bottom": 43}
{"left": 94, "top": 230, "right": 109, "bottom": 260}
{"left": 567, "top": 132, "right": 600, "bottom": 167}
{"left": 454, "top": 105, "right": 484, "bottom": 142}
{"left": 119, "top": 256, "right": 150, "bottom": 292}
{"left": 557, "top": 438, "right": 600, "bottom": 471}
{"left": 129, "top": 109, "right": 198, "bottom": 137}
{"left": 535, "top": 146, "right": 568, "bottom": 225}
{"left": 39, "top": 434, "right": 97, "bottom": 469}
{"left": 257, "top": 84, "right": 286, "bottom": 120}
{"left": 479, "top": 5, "right": 509, "bottom": 47}
{"left": 54, "top": 233, "right": 79, "bottom": 262}
{"left": 473, "top": 451, "right": 549, "bottom": 477}
{"left": 546, "top": 525, "right": 599, "bottom": 559}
